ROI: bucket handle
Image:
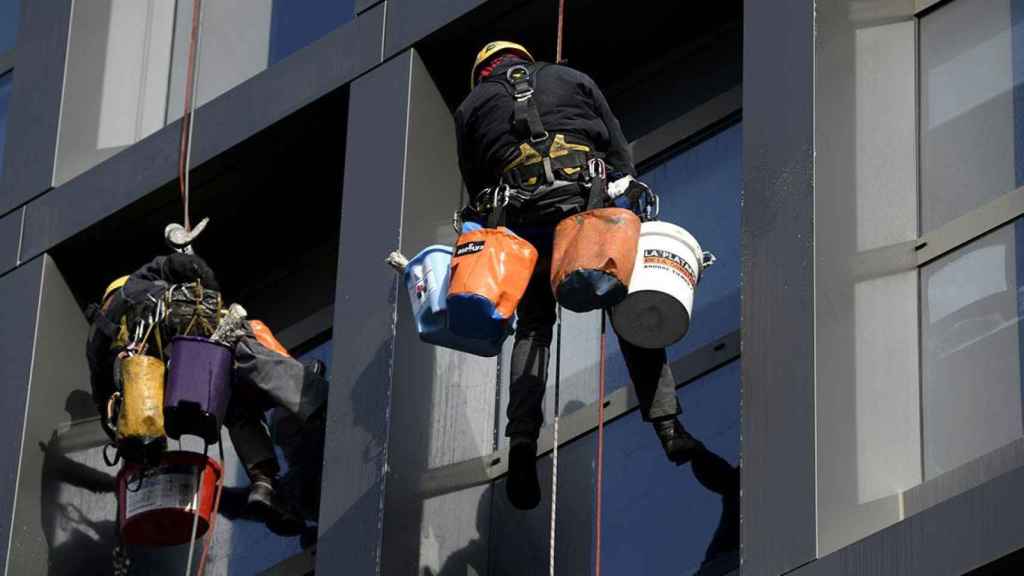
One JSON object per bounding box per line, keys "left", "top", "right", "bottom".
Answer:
{"left": 701, "top": 251, "right": 717, "bottom": 273}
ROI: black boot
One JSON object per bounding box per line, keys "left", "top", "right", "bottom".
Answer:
{"left": 506, "top": 436, "right": 541, "bottom": 510}
{"left": 246, "top": 473, "right": 305, "bottom": 536}
{"left": 653, "top": 417, "right": 703, "bottom": 466}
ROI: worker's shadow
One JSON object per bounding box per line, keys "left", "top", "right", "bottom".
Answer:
{"left": 691, "top": 446, "right": 740, "bottom": 574}
{"left": 37, "top": 391, "right": 120, "bottom": 576}
{"left": 422, "top": 487, "right": 492, "bottom": 576}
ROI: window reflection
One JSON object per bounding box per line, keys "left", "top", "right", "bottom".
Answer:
{"left": 606, "top": 122, "right": 742, "bottom": 393}
{"left": 921, "top": 221, "right": 1024, "bottom": 479}
{"left": 920, "top": 0, "right": 1024, "bottom": 231}
{"left": 55, "top": 0, "right": 354, "bottom": 185}
{"left": 602, "top": 361, "right": 740, "bottom": 575}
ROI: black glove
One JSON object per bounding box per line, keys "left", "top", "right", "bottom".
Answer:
{"left": 161, "top": 253, "right": 220, "bottom": 291}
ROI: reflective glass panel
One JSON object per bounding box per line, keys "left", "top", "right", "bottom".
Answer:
{"left": 920, "top": 0, "right": 1024, "bottom": 231}
{"left": 55, "top": 0, "right": 354, "bottom": 185}
{"left": 601, "top": 361, "right": 740, "bottom": 575}
{"left": 921, "top": 220, "right": 1024, "bottom": 479}
{"left": 605, "top": 123, "right": 742, "bottom": 393}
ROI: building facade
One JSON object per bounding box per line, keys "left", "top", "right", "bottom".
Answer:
{"left": 0, "top": 0, "right": 1019, "bottom": 574}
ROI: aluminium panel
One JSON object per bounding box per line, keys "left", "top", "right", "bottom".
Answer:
{"left": 0, "top": 0, "right": 72, "bottom": 215}
{"left": 741, "top": 0, "right": 817, "bottom": 573}
{"left": 316, "top": 50, "right": 412, "bottom": 576}
{"left": 0, "top": 258, "right": 43, "bottom": 573}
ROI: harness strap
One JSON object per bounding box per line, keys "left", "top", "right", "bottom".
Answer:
{"left": 509, "top": 64, "right": 548, "bottom": 144}
{"left": 503, "top": 150, "right": 591, "bottom": 190}
{"left": 585, "top": 159, "right": 608, "bottom": 210}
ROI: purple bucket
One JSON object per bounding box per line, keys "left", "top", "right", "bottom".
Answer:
{"left": 164, "top": 336, "right": 233, "bottom": 444}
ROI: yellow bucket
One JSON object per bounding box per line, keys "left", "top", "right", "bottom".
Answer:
{"left": 117, "top": 355, "right": 166, "bottom": 440}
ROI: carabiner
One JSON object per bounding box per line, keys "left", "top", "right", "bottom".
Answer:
{"left": 494, "top": 184, "right": 511, "bottom": 208}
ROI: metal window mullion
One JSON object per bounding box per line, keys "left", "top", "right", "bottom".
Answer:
{"left": 915, "top": 0, "right": 957, "bottom": 18}
{"left": 914, "top": 184, "right": 1024, "bottom": 266}
{"left": 631, "top": 85, "right": 742, "bottom": 167}
{"left": 850, "top": 185, "right": 1024, "bottom": 281}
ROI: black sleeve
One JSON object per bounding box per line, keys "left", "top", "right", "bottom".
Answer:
{"left": 454, "top": 108, "right": 483, "bottom": 195}
{"left": 581, "top": 73, "right": 636, "bottom": 177}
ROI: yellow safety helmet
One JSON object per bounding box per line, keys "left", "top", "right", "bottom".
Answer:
{"left": 102, "top": 275, "right": 129, "bottom": 303}
{"left": 471, "top": 41, "right": 534, "bottom": 89}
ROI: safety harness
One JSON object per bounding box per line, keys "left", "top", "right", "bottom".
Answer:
{"left": 463, "top": 63, "right": 604, "bottom": 229}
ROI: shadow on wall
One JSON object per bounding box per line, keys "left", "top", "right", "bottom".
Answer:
{"left": 38, "top": 390, "right": 119, "bottom": 576}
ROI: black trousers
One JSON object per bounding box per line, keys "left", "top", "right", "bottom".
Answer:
{"left": 505, "top": 221, "right": 681, "bottom": 440}
{"left": 224, "top": 335, "right": 329, "bottom": 478}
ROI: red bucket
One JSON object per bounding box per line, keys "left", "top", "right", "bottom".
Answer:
{"left": 116, "top": 451, "right": 223, "bottom": 547}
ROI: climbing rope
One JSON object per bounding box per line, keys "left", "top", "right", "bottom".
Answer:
{"left": 195, "top": 438, "right": 227, "bottom": 575}
{"left": 178, "top": 0, "right": 205, "bottom": 233}
{"left": 183, "top": 443, "right": 208, "bottom": 576}
{"left": 549, "top": 306, "right": 563, "bottom": 576}
{"left": 556, "top": 0, "right": 567, "bottom": 64}
{"left": 594, "top": 311, "right": 608, "bottom": 576}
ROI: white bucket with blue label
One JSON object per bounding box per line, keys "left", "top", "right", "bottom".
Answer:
{"left": 610, "top": 221, "right": 714, "bottom": 349}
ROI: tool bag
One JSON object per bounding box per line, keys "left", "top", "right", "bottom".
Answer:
{"left": 550, "top": 161, "right": 642, "bottom": 313}
{"left": 110, "top": 354, "right": 167, "bottom": 465}
{"left": 250, "top": 320, "right": 290, "bottom": 357}
{"left": 161, "top": 281, "right": 222, "bottom": 339}
{"left": 447, "top": 222, "right": 537, "bottom": 340}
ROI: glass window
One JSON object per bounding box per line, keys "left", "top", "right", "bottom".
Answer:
{"left": 921, "top": 220, "right": 1024, "bottom": 479}
{"left": 920, "top": 0, "right": 1024, "bottom": 232}
{"left": 269, "top": 0, "right": 355, "bottom": 65}
{"left": 605, "top": 123, "right": 742, "bottom": 393}
{"left": 601, "top": 361, "right": 740, "bottom": 575}
{"left": 55, "top": 0, "right": 354, "bottom": 185}
{"left": 0, "top": 0, "right": 17, "bottom": 53}
{"left": 0, "top": 71, "right": 11, "bottom": 177}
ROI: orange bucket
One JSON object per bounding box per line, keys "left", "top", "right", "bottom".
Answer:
{"left": 551, "top": 207, "right": 641, "bottom": 312}
{"left": 447, "top": 226, "right": 538, "bottom": 340}
{"left": 117, "top": 451, "right": 223, "bottom": 547}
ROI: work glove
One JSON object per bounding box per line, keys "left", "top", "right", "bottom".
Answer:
{"left": 161, "top": 252, "right": 220, "bottom": 291}
{"left": 608, "top": 176, "right": 657, "bottom": 220}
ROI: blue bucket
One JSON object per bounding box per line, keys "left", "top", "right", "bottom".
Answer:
{"left": 403, "top": 245, "right": 507, "bottom": 357}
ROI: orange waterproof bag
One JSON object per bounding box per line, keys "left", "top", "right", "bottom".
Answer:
{"left": 447, "top": 225, "right": 538, "bottom": 340}
{"left": 249, "top": 319, "right": 291, "bottom": 357}
{"left": 550, "top": 207, "right": 641, "bottom": 312}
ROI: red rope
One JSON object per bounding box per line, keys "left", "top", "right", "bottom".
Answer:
{"left": 178, "top": 0, "right": 203, "bottom": 233}
{"left": 195, "top": 474, "right": 225, "bottom": 575}
{"left": 556, "top": 0, "right": 566, "bottom": 64}
{"left": 594, "top": 311, "right": 607, "bottom": 576}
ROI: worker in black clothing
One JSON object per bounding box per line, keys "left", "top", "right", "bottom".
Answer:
{"left": 455, "top": 41, "right": 703, "bottom": 510}
{"left": 86, "top": 252, "right": 327, "bottom": 535}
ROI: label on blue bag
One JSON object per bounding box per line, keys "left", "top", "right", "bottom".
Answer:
{"left": 455, "top": 241, "right": 485, "bottom": 257}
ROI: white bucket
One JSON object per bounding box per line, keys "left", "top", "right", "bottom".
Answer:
{"left": 611, "top": 221, "right": 710, "bottom": 349}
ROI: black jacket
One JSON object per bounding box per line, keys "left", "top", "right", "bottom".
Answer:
{"left": 85, "top": 254, "right": 219, "bottom": 410}
{"left": 455, "top": 57, "right": 635, "bottom": 195}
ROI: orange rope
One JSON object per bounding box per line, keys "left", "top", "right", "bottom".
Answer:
{"left": 555, "top": 0, "right": 567, "bottom": 64}
{"left": 178, "top": 0, "right": 204, "bottom": 233}
{"left": 196, "top": 440, "right": 226, "bottom": 575}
